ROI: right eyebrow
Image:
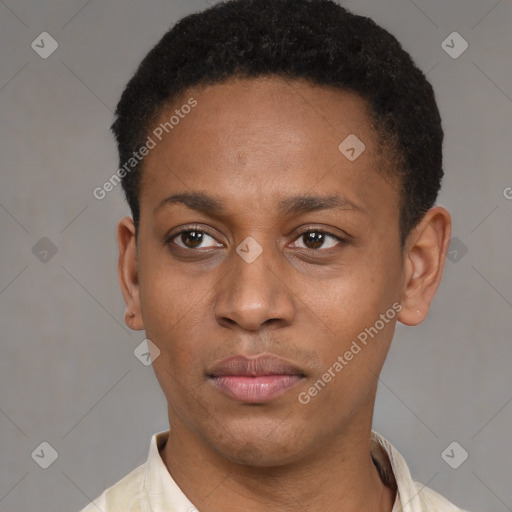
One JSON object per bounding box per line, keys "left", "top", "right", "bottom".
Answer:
{"left": 154, "top": 192, "right": 224, "bottom": 216}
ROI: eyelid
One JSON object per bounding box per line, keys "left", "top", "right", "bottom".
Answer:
{"left": 292, "top": 225, "right": 348, "bottom": 242}
{"left": 165, "top": 224, "right": 224, "bottom": 247}
{"left": 295, "top": 225, "right": 344, "bottom": 236}
{"left": 164, "top": 224, "right": 349, "bottom": 250}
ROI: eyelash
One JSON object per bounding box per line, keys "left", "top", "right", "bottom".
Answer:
{"left": 165, "top": 225, "right": 346, "bottom": 252}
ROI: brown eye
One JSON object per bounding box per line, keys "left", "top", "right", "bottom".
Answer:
{"left": 291, "top": 230, "right": 343, "bottom": 250}
{"left": 180, "top": 230, "right": 204, "bottom": 248}
{"left": 169, "top": 229, "right": 222, "bottom": 250}
{"left": 303, "top": 231, "right": 325, "bottom": 249}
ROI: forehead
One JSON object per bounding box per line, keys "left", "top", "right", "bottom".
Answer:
{"left": 152, "top": 76, "right": 379, "bottom": 159}
{"left": 139, "top": 76, "right": 399, "bottom": 220}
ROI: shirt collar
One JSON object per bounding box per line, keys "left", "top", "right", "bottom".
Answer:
{"left": 371, "top": 431, "right": 422, "bottom": 512}
{"left": 144, "top": 431, "right": 197, "bottom": 511}
{"left": 144, "top": 430, "right": 418, "bottom": 512}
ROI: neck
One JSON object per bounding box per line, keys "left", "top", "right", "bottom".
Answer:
{"left": 161, "top": 411, "right": 396, "bottom": 512}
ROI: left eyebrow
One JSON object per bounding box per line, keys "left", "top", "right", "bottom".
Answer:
{"left": 277, "top": 194, "right": 366, "bottom": 216}
{"left": 154, "top": 192, "right": 365, "bottom": 217}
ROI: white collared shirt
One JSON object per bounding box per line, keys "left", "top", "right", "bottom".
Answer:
{"left": 80, "top": 431, "right": 468, "bottom": 512}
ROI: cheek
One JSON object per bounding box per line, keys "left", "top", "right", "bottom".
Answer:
{"left": 299, "top": 285, "right": 398, "bottom": 423}
{"left": 301, "top": 255, "right": 401, "bottom": 380}
{"left": 306, "top": 264, "right": 399, "bottom": 334}
{"left": 138, "top": 236, "right": 206, "bottom": 329}
{"left": 144, "top": 297, "right": 208, "bottom": 419}
{"left": 136, "top": 262, "right": 210, "bottom": 389}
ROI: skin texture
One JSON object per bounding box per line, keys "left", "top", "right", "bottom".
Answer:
{"left": 117, "top": 76, "right": 451, "bottom": 512}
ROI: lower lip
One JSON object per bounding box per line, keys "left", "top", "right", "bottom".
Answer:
{"left": 209, "top": 375, "right": 303, "bottom": 403}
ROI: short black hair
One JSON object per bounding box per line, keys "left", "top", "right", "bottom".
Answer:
{"left": 111, "top": 0, "right": 443, "bottom": 245}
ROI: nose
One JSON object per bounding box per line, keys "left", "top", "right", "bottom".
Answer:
{"left": 214, "top": 243, "right": 296, "bottom": 332}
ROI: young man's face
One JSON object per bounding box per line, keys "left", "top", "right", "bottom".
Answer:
{"left": 118, "top": 76, "right": 447, "bottom": 467}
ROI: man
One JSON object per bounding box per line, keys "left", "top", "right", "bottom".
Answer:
{"left": 82, "top": 0, "right": 469, "bottom": 510}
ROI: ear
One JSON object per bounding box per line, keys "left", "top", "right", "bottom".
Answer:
{"left": 398, "top": 206, "right": 452, "bottom": 326}
{"left": 118, "top": 217, "right": 144, "bottom": 330}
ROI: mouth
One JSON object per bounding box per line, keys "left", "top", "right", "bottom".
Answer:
{"left": 207, "top": 354, "right": 305, "bottom": 403}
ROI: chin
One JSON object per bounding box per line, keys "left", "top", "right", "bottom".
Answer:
{"left": 204, "top": 418, "right": 311, "bottom": 468}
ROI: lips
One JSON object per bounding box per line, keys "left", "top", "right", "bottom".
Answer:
{"left": 207, "top": 354, "right": 305, "bottom": 403}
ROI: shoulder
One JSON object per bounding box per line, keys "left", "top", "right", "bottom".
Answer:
{"left": 79, "top": 463, "right": 148, "bottom": 512}
{"left": 414, "top": 481, "right": 470, "bottom": 512}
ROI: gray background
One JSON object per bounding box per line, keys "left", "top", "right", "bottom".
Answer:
{"left": 0, "top": 0, "right": 511, "bottom": 511}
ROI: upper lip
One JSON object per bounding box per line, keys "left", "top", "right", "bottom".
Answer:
{"left": 208, "top": 354, "right": 305, "bottom": 377}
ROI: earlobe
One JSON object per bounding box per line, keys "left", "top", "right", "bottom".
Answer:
{"left": 398, "top": 207, "right": 452, "bottom": 326}
{"left": 117, "top": 217, "right": 144, "bottom": 331}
